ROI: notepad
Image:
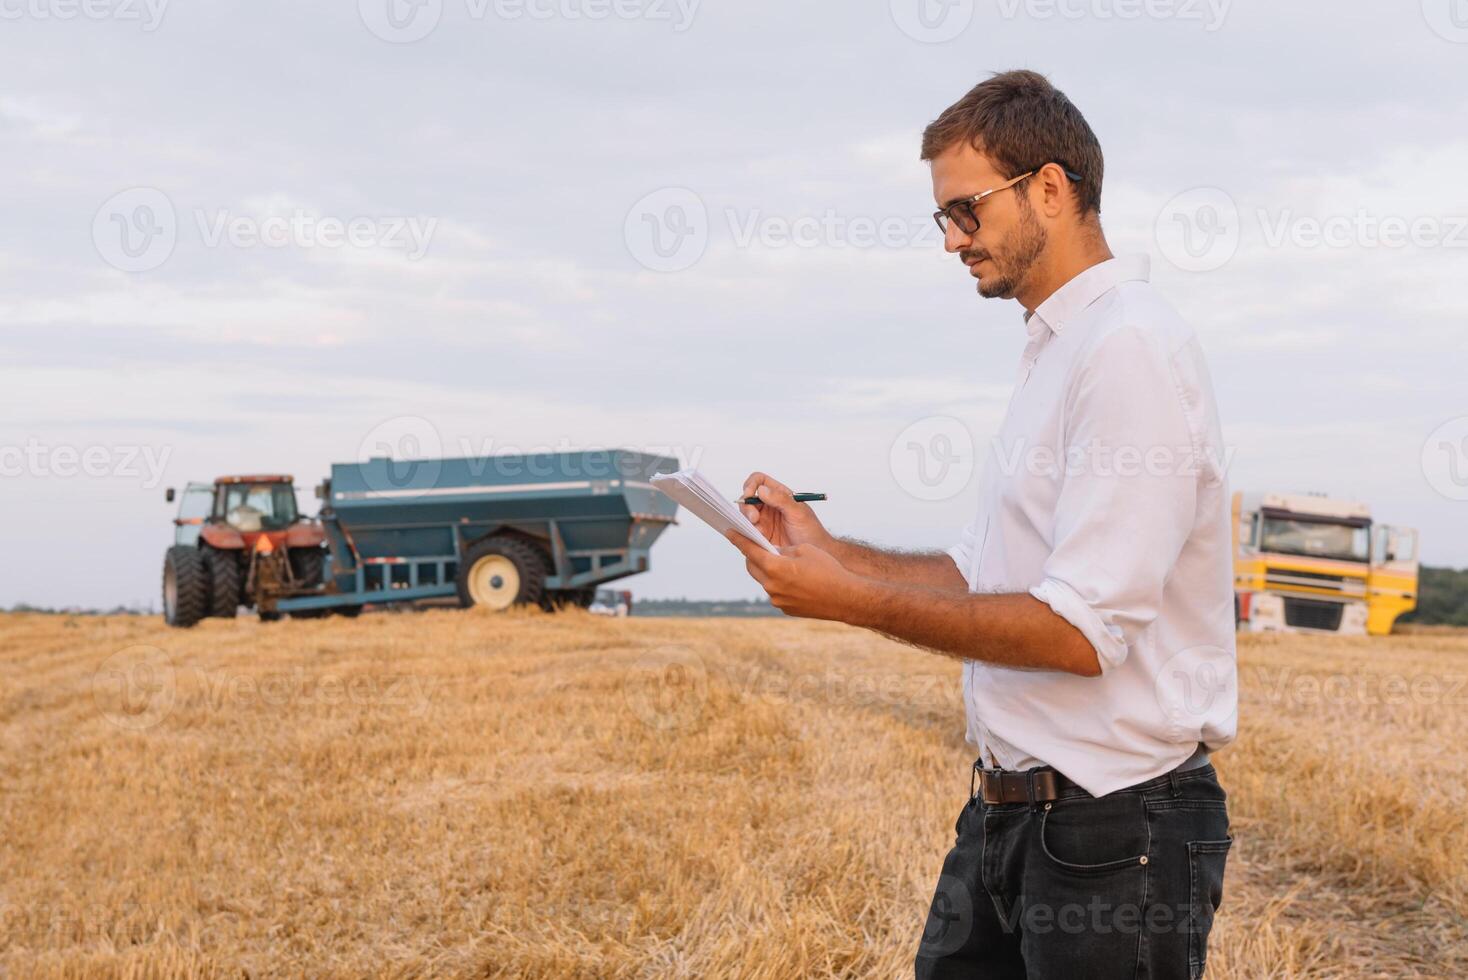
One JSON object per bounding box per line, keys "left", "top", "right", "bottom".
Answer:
{"left": 650, "top": 468, "right": 780, "bottom": 555}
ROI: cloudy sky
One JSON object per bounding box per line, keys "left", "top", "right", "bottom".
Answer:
{"left": 2, "top": 0, "right": 1465, "bottom": 609}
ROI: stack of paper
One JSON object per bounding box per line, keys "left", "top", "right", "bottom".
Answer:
{"left": 650, "top": 468, "right": 779, "bottom": 554}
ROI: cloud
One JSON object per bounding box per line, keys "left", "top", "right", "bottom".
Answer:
{"left": 1, "top": 1, "right": 1464, "bottom": 608}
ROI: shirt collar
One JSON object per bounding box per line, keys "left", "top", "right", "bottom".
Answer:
{"left": 1023, "top": 254, "right": 1151, "bottom": 340}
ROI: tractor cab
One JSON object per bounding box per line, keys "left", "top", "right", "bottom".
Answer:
{"left": 213, "top": 475, "right": 300, "bottom": 540}
{"left": 169, "top": 476, "right": 302, "bottom": 544}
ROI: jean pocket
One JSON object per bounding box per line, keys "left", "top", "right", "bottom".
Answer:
{"left": 1187, "top": 838, "right": 1232, "bottom": 978}
{"left": 1038, "top": 794, "right": 1151, "bottom": 875}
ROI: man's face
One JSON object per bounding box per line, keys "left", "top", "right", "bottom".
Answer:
{"left": 930, "top": 142, "right": 1048, "bottom": 301}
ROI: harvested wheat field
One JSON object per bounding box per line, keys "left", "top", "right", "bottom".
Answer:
{"left": 1, "top": 610, "right": 1464, "bottom": 978}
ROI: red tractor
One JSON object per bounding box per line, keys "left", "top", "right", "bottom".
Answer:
{"left": 162, "top": 475, "right": 336, "bottom": 627}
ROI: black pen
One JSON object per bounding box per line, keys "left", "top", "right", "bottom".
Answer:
{"left": 737, "top": 493, "right": 827, "bottom": 505}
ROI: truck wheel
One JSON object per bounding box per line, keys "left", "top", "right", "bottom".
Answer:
{"left": 202, "top": 547, "right": 240, "bottom": 619}
{"left": 457, "top": 536, "right": 547, "bottom": 611}
{"left": 290, "top": 546, "right": 326, "bottom": 587}
{"left": 162, "top": 546, "right": 209, "bottom": 628}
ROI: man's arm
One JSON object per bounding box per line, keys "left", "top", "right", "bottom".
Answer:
{"left": 725, "top": 533, "right": 1101, "bottom": 676}
{"left": 848, "top": 578, "right": 1101, "bottom": 675}
{"left": 826, "top": 537, "right": 968, "bottom": 590}
{"left": 730, "top": 472, "right": 1098, "bottom": 670}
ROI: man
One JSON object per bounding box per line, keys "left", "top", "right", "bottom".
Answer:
{"left": 724, "top": 70, "right": 1237, "bottom": 978}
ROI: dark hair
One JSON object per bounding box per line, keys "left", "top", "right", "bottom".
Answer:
{"left": 921, "top": 70, "right": 1103, "bottom": 216}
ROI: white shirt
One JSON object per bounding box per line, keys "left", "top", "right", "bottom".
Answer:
{"left": 948, "top": 255, "right": 1237, "bottom": 797}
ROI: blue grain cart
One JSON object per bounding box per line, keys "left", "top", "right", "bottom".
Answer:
{"left": 272, "top": 450, "right": 680, "bottom": 616}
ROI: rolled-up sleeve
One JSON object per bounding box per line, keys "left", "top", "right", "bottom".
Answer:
{"left": 948, "top": 519, "right": 977, "bottom": 586}
{"left": 1029, "top": 324, "right": 1200, "bottom": 674}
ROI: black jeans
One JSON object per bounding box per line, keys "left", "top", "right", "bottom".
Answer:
{"left": 915, "top": 763, "right": 1232, "bottom": 980}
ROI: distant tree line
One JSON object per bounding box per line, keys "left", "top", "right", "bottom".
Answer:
{"left": 632, "top": 598, "right": 780, "bottom": 618}
{"left": 1399, "top": 566, "right": 1468, "bottom": 627}
{"left": 5, "top": 602, "right": 154, "bottom": 616}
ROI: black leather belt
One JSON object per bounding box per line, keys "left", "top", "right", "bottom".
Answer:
{"left": 971, "top": 745, "right": 1210, "bottom": 804}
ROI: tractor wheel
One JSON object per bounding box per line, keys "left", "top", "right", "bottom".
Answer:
{"left": 202, "top": 547, "right": 240, "bottom": 619}
{"left": 162, "top": 546, "right": 210, "bottom": 628}
{"left": 259, "top": 610, "right": 284, "bottom": 623}
{"left": 456, "top": 536, "right": 548, "bottom": 612}
{"left": 290, "top": 546, "right": 326, "bottom": 587}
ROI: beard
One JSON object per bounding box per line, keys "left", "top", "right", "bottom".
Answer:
{"left": 966, "top": 200, "right": 1048, "bottom": 300}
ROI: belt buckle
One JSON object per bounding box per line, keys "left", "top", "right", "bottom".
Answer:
{"left": 976, "top": 766, "right": 1005, "bottom": 805}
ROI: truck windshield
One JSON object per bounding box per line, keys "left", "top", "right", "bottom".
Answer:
{"left": 1259, "top": 517, "right": 1369, "bottom": 563}
{"left": 221, "top": 484, "right": 299, "bottom": 531}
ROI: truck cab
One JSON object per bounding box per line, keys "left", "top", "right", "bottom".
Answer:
{"left": 1232, "top": 491, "right": 1418, "bottom": 636}
{"left": 587, "top": 589, "right": 633, "bottom": 617}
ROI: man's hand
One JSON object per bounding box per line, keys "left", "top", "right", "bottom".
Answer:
{"left": 725, "top": 531, "right": 869, "bottom": 622}
{"left": 738, "top": 472, "right": 835, "bottom": 551}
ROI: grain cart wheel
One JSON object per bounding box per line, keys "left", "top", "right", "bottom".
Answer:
{"left": 457, "top": 536, "right": 547, "bottom": 611}
{"left": 162, "top": 546, "right": 210, "bottom": 628}
{"left": 202, "top": 547, "right": 240, "bottom": 619}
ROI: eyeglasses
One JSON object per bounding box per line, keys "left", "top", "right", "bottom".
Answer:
{"left": 933, "top": 166, "right": 1083, "bottom": 235}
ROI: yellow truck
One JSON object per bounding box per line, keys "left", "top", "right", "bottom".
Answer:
{"left": 1232, "top": 491, "right": 1418, "bottom": 636}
